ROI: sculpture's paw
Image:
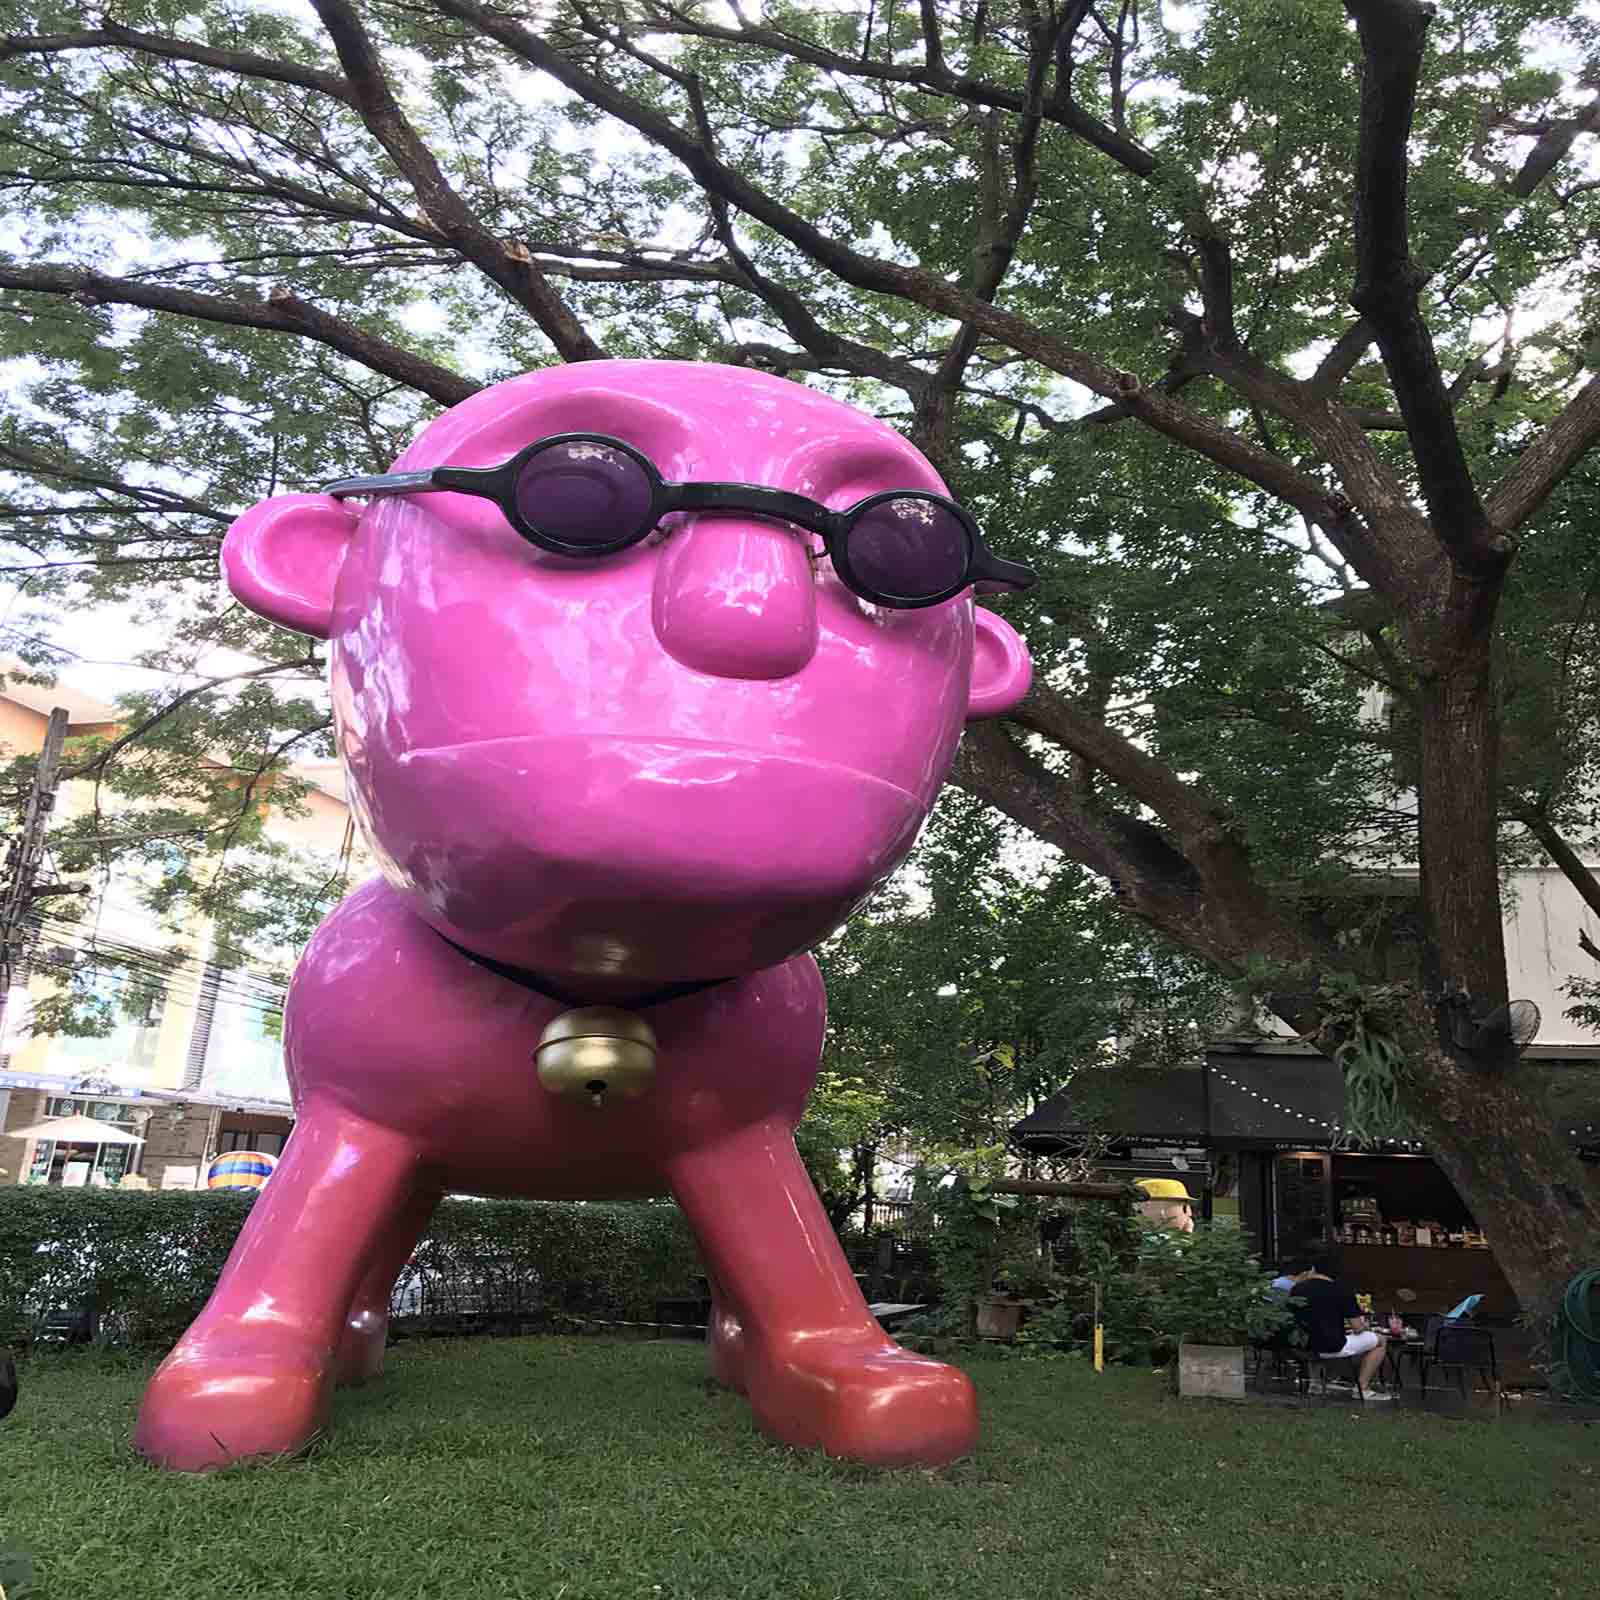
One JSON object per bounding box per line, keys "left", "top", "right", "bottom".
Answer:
{"left": 747, "top": 1335, "right": 977, "bottom": 1468}
{"left": 334, "top": 1310, "right": 389, "bottom": 1388}
{"left": 135, "top": 1341, "right": 333, "bottom": 1471}
{"left": 706, "top": 1300, "right": 748, "bottom": 1395}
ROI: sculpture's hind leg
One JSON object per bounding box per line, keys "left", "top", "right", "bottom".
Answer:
{"left": 704, "top": 1270, "right": 748, "bottom": 1395}
{"left": 135, "top": 1101, "right": 425, "bottom": 1470}
{"left": 334, "top": 1186, "right": 440, "bottom": 1386}
{"left": 669, "top": 1120, "right": 977, "bottom": 1468}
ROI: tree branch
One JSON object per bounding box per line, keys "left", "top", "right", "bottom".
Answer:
{"left": 950, "top": 718, "right": 1330, "bottom": 974}
{"left": 1484, "top": 373, "right": 1600, "bottom": 534}
{"left": 912, "top": 5, "right": 1053, "bottom": 465}
{"left": 309, "top": 0, "right": 606, "bottom": 363}
{"left": 636, "top": 0, "right": 1157, "bottom": 176}
{"left": 1006, "top": 679, "right": 1238, "bottom": 859}
{"left": 1308, "top": 318, "right": 1376, "bottom": 397}
{"left": 1343, "top": 0, "right": 1506, "bottom": 576}
{"left": 1511, "top": 91, "right": 1600, "bottom": 198}
{"left": 680, "top": 76, "right": 929, "bottom": 396}
{"left": 949, "top": 719, "right": 1215, "bottom": 951}
{"left": 61, "top": 658, "right": 324, "bottom": 783}
{"left": 0, "top": 264, "right": 480, "bottom": 406}
{"left": 0, "top": 440, "right": 232, "bottom": 525}
{"left": 436, "top": 0, "right": 1351, "bottom": 532}
{"left": 1188, "top": 214, "right": 1239, "bottom": 352}
{"left": 1512, "top": 806, "right": 1600, "bottom": 924}
{"left": 0, "top": 21, "right": 356, "bottom": 104}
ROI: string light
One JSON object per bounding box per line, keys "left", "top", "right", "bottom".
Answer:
{"left": 1208, "top": 1064, "right": 1344, "bottom": 1134}
{"left": 1208, "top": 1066, "right": 1434, "bottom": 1152}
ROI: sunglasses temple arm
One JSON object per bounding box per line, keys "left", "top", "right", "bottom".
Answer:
{"left": 320, "top": 470, "right": 445, "bottom": 500}
{"left": 972, "top": 553, "right": 1038, "bottom": 594}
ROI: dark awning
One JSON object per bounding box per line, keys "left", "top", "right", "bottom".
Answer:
{"left": 1011, "top": 1050, "right": 1600, "bottom": 1156}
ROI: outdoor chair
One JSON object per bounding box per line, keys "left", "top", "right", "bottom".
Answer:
{"left": 1421, "top": 1325, "right": 1498, "bottom": 1398}
{"left": 1248, "top": 1330, "right": 1304, "bottom": 1386}
{"left": 1395, "top": 1312, "right": 1446, "bottom": 1389}
{"left": 1307, "top": 1350, "right": 1368, "bottom": 1400}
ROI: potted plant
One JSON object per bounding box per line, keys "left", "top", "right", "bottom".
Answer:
{"left": 1145, "top": 1224, "right": 1288, "bottom": 1399}
{"left": 926, "top": 1174, "right": 1040, "bottom": 1342}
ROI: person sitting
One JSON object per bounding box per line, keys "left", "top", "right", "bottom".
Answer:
{"left": 1285, "top": 1250, "right": 1389, "bottom": 1400}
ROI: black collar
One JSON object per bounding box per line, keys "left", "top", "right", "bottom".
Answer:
{"left": 434, "top": 930, "right": 733, "bottom": 1011}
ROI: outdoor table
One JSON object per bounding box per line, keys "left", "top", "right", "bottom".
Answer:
{"left": 1378, "top": 1331, "right": 1421, "bottom": 1390}
{"left": 1382, "top": 1337, "right": 1433, "bottom": 1388}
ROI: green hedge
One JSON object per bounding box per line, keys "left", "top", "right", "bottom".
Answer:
{"left": 0, "top": 1188, "right": 702, "bottom": 1350}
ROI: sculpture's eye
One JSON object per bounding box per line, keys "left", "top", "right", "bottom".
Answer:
{"left": 513, "top": 438, "right": 655, "bottom": 550}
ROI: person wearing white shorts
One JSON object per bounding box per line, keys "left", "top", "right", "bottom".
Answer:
{"left": 1285, "top": 1254, "right": 1390, "bottom": 1398}
{"left": 1324, "top": 1329, "right": 1383, "bottom": 1361}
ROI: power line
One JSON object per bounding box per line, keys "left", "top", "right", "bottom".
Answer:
{"left": 24, "top": 914, "right": 290, "bottom": 1024}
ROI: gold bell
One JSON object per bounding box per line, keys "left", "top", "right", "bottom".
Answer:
{"left": 535, "top": 1006, "right": 658, "bottom": 1107}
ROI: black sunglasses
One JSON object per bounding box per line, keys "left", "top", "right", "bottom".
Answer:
{"left": 321, "top": 432, "right": 1035, "bottom": 611}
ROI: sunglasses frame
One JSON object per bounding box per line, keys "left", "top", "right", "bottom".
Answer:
{"left": 322, "top": 432, "right": 1035, "bottom": 610}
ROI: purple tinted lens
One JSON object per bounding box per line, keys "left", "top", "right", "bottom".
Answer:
{"left": 513, "top": 440, "right": 653, "bottom": 548}
{"left": 845, "top": 497, "right": 970, "bottom": 601}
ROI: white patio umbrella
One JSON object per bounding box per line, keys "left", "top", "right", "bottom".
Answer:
{"left": 8, "top": 1114, "right": 145, "bottom": 1146}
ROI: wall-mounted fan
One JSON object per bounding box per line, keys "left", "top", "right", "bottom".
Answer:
{"left": 1451, "top": 997, "right": 1541, "bottom": 1059}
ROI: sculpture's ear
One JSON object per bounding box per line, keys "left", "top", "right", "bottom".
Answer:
{"left": 966, "top": 605, "right": 1032, "bottom": 721}
{"left": 221, "top": 494, "right": 360, "bottom": 640}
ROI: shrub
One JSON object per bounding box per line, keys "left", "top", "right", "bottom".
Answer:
{"left": 0, "top": 1187, "right": 256, "bottom": 1349}
{"left": 1022, "top": 1203, "right": 1159, "bottom": 1363}
{"left": 0, "top": 1188, "right": 702, "bottom": 1350}
{"left": 1143, "top": 1222, "right": 1289, "bottom": 1347}
{"left": 1019, "top": 1213, "right": 1288, "bottom": 1364}
{"left": 398, "top": 1198, "right": 702, "bottom": 1328}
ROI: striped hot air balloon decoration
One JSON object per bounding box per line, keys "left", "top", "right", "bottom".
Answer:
{"left": 205, "top": 1150, "right": 278, "bottom": 1191}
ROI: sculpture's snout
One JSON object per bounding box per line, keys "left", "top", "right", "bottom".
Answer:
{"left": 652, "top": 514, "right": 819, "bottom": 680}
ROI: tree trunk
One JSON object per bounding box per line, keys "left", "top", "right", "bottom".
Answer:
{"left": 1395, "top": 1009, "right": 1600, "bottom": 1320}
{"left": 1386, "top": 604, "right": 1600, "bottom": 1313}
{"left": 1413, "top": 653, "right": 1509, "bottom": 1014}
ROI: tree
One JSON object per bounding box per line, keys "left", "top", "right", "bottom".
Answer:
{"left": 811, "top": 794, "right": 1231, "bottom": 1169}
{"left": 3, "top": 0, "right": 1600, "bottom": 1314}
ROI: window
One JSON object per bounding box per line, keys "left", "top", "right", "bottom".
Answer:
{"left": 46, "top": 1097, "right": 144, "bottom": 1135}
{"left": 56, "top": 968, "right": 166, "bottom": 1071}
{"left": 128, "top": 997, "right": 165, "bottom": 1069}
{"left": 26, "top": 1140, "right": 53, "bottom": 1183}
{"left": 24, "top": 1098, "right": 146, "bottom": 1185}
{"left": 219, "top": 1129, "right": 288, "bottom": 1157}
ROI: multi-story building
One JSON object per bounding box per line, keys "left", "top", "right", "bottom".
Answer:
{"left": 0, "top": 670, "right": 357, "bottom": 1189}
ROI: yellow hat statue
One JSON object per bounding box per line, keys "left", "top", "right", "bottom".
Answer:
{"left": 1134, "top": 1176, "right": 1196, "bottom": 1233}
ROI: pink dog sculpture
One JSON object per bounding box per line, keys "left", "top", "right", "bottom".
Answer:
{"left": 135, "top": 361, "right": 1033, "bottom": 1471}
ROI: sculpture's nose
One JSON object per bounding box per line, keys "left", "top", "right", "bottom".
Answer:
{"left": 652, "top": 514, "right": 819, "bottom": 680}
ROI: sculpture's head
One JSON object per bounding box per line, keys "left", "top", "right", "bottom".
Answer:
{"left": 224, "top": 361, "right": 1033, "bottom": 986}
{"left": 1135, "top": 1179, "right": 1196, "bottom": 1234}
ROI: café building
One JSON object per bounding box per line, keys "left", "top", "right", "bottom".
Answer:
{"left": 1011, "top": 1041, "right": 1600, "bottom": 1319}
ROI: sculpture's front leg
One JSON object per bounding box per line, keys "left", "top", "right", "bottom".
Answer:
{"left": 136, "top": 1101, "right": 430, "bottom": 1470}
{"left": 668, "top": 1120, "right": 977, "bottom": 1468}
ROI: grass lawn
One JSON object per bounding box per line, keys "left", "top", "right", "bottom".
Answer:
{"left": 1, "top": 1338, "right": 1595, "bottom": 1600}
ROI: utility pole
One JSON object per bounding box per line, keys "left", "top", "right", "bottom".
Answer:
{"left": 0, "top": 707, "right": 74, "bottom": 996}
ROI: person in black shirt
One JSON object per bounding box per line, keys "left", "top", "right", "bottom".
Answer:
{"left": 1286, "top": 1251, "right": 1389, "bottom": 1398}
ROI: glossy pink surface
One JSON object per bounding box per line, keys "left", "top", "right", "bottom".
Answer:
{"left": 140, "top": 363, "right": 1030, "bottom": 1471}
